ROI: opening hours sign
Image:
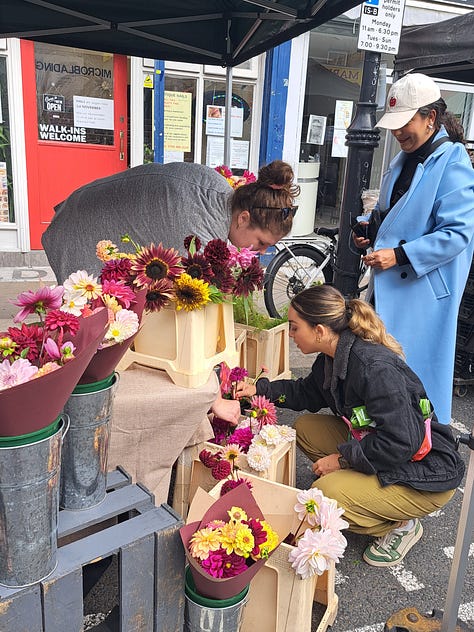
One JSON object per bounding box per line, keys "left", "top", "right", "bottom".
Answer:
{"left": 357, "top": 0, "right": 406, "bottom": 55}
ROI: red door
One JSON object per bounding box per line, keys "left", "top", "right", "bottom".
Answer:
{"left": 21, "top": 41, "right": 128, "bottom": 250}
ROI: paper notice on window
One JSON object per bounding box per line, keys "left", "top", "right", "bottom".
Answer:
{"left": 0, "top": 162, "right": 9, "bottom": 222}
{"left": 164, "top": 91, "right": 192, "bottom": 152}
{"left": 206, "top": 136, "right": 249, "bottom": 169}
{"left": 205, "top": 105, "right": 243, "bottom": 138}
{"left": 331, "top": 100, "right": 353, "bottom": 158}
{"left": 73, "top": 95, "right": 114, "bottom": 130}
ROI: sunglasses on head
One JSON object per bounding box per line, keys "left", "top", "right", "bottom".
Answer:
{"left": 252, "top": 206, "right": 298, "bottom": 219}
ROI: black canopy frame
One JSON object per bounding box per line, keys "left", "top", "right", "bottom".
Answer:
{"left": 394, "top": 11, "right": 474, "bottom": 85}
{"left": 0, "top": 0, "right": 362, "bottom": 68}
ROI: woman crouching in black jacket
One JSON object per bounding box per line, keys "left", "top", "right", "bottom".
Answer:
{"left": 236, "top": 284, "right": 464, "bottom": 567}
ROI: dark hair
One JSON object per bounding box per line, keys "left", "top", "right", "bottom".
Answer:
{"left": 290, "top": 285, "right": 404, "bottom": 357}
{"left": 231, "top": 160, "right": 300, "bottom": 237}
{"left": 418, "top": 99, "right": 465, "bottom": 144}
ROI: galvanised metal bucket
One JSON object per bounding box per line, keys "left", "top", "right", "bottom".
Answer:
{"left": 184, "top": 567, "right": 249, "bottom": 632}
{"left": 60, "top": 373, "right": 119, "bottom": 510}
{"left": 0, "top": 415, "right": 69, "bottom": 587}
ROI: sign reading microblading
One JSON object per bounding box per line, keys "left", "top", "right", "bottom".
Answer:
{"left": 34, "top": 44, "right": 115, "bottom": 145}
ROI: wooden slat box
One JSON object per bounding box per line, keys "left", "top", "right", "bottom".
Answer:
{"left": 0, "top": 468, "right": 185, "bottom": 632}
{"left": 172, "top": 438, "right": 296, "bottom": 520}
{"left": 209, "top": 473, "right": 339, "bottom": 632}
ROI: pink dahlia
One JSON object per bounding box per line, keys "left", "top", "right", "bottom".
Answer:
{"left": 12, "top": 285, "right": 64, "bottom": 322}
{"left": 7, "top": 323, "right": 43, "bottom": 362}
{"left": 0, "top": 357, "right": 38, "bottom": 390}
{"left": 201, "top": 548, "right": 247, "bottom": 578}
{"left": 247, "top": 394, "right": 277, "bottom": 426}
{"left": 44, "top": 309, "right": 80, "bottom": 337}
{"left": 101, "top": 280, "right": 137, "bottom": 309}
{"left": 100, "top": 258, "right": 134, "bottom": 284}
{"left": 228, "top": 426, "right": 254, "bottom": 452}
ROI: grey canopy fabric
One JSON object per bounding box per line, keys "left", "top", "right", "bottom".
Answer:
{"left": 394, "top": 11, "right": 474, "bottom": 84}
{"left": 0, "top": 0, "right": 363, "bottom": 68}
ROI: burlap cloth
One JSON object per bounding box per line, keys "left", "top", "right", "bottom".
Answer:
{"left": 108, "top": 363, "right": 218, "bottom": 505}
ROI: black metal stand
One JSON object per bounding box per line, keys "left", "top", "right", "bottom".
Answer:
{"left": 385, "top": 426, "right": 474, "bottom": 632}
{"left": 333, "top": 51, "right": 381, "bottom": 298}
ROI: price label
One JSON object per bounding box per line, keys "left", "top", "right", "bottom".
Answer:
{"left": 357, "top": 0, "right": 406, "bottom": 55}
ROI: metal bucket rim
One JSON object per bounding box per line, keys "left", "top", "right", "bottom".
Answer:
{"left": 68, "top": 372, "right": 119, "bottom": 398}
{"left": 0, "top": 414, "right": 69, "bottom": 451}
{"left": 184, "top": 591, "right": 249, "bottom": 612}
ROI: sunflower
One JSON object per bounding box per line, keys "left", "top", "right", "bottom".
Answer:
{"left": 144, "top": 278, "right": 175, "bottom": 312}
{"left": 174, "top": 273, "right": 210, "bottom": 311}
{"left": 131, "top": 243, "right": 182, "bottom": 287}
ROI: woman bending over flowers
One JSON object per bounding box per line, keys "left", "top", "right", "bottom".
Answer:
{"left": 236, "top": 285, "right": 464, "bottom": 568}
{"left": 42, "top": 160, "right": 299, "bottom": 283}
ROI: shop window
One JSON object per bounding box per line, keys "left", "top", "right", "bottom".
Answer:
{"left": 34, "top": 43, "right": 114, "bottom": 146}
{"left": 0, "top": 56, "right": 13, "bottom": 223}
{"left": 201, "top": 80, "right": 254, "bottom": 172}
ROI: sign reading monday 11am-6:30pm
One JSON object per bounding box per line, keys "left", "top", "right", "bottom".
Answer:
{"left": 357, "top": 0, "right": 406, "bottom": 55}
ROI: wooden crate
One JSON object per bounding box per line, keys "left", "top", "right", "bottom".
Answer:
{"left": 209, "top": 473, "right": 339, "bottom": 632}
{"left": 0, "top": 468, "right": 185, "bottom": 632}
{"left": 234, "top": 322, "right": 291, "bottom": 381}
{"left": 172, "top": 438, "right": 296, "bottom": 519}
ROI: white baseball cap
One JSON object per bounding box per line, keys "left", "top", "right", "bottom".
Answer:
{"left": 376, "top": 73, "right": 441, "bottom": 130}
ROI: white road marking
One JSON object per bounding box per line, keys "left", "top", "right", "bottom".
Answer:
{"left": 388, "top": 562, "right": 424, "bottom": 591}
{"left": 443, "top": 542, "right": 474, "bottom": 559}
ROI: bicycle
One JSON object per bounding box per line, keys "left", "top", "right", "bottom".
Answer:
{"left": 263, "top": 227, "right": 369, "bottom": 319}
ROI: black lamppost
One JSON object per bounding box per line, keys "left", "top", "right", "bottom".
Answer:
{"left": 332, "top": 51, "right": 381, "bottom": 298}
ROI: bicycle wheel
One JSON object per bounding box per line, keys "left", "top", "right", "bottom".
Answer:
{"left": 263, "top": 244, "right": 332, "bottom": 318}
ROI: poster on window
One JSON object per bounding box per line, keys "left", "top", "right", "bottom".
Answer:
{"left": 164, "top": 91, "right": 192, "bottom": 152}
{"left": 205, "top": 105, "right": 243, "bottom": 138}
{"left": 0, "top": 162, "right": 9, "bottom": 223}
{"left": 306, "top": 115, "right": 327, "bottom": 145}
{"left": 206, "top": 136, "right": 249, "bottom": 170}
{"left": 331, "top": 100, "right": 353, "bottom": 158}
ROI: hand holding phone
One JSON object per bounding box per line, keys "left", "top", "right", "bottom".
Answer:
{"left": 351, "top": 219, "right": 369, "bottom": 239}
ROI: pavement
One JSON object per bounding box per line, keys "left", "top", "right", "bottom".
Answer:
{"left": 1, "top": 266, "right": 473, "bottom": 632}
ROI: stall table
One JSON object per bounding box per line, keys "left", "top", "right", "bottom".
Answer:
{"left": 108, "top": 363, "right": 218, "bottom": 506}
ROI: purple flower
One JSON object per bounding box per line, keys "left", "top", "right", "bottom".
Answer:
{"left": 211, "top": 459, "right": 232, "bottom": 480}
{"left": 228, "top": 426, "right": 254, "bottom": 452}
{"left": 229, "top": 366, "right": 248, "bottom": 383}
{"left": 201, "top": 548, "right": 247, "bottom": 578}
{"left": 12, "top": 285, "right": 64, "bottom": 322}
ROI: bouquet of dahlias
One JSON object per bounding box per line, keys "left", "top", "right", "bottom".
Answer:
{"left": 287, "top": 488, "right": 348, "bottom": 579}
{"left": 0, "top": 284, "right": 108, "bottom": 435}
{"left": 180, "top": 483, "right": 282, "bottom": 600}
{"left": 62, "top": 258, "right": 147, "bottom": 383}
{"left": 214, "top": 165, "right": 256, "bottom": 190}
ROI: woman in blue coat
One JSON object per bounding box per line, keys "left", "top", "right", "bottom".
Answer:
{"left": 354, "top": 73, "right": 474, "bottom": 424}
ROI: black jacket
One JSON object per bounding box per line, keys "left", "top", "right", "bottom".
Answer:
{"left": 256, "top": 329, "right": 464, "bottom": 492}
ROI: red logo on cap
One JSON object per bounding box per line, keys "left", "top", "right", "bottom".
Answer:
{"left": 389, "top": 97, "right": 397, "bottom": 108}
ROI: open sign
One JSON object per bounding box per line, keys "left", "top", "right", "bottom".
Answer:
{"left": 43, "top": 94, "right": 65, "bottom": 112}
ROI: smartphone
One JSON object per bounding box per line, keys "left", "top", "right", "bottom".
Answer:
{"left": 351, "top": 218, "right": 369, "bottom": 239}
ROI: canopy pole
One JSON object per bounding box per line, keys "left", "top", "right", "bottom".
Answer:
{"left": 224, "top": 66, "right": 233, "bottom": 166}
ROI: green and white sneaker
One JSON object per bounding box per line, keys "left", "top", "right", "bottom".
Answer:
{"left": 363, "top": 519, "right": 423, "bottom": 567}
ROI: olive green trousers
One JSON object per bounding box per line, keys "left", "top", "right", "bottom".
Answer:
{"left": 295, "top": 413, "right": 455, "bottom": 536}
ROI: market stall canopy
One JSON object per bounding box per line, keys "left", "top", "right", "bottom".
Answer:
{"left": 0, "top": 0, "right": 363, "bottom": 67}
{"left": 394, "top": 11, "right": 474, "bottom": 85}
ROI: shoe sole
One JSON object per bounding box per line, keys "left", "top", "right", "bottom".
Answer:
{"left": 363, "top": 522, "right": 424, "bottom": 567}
